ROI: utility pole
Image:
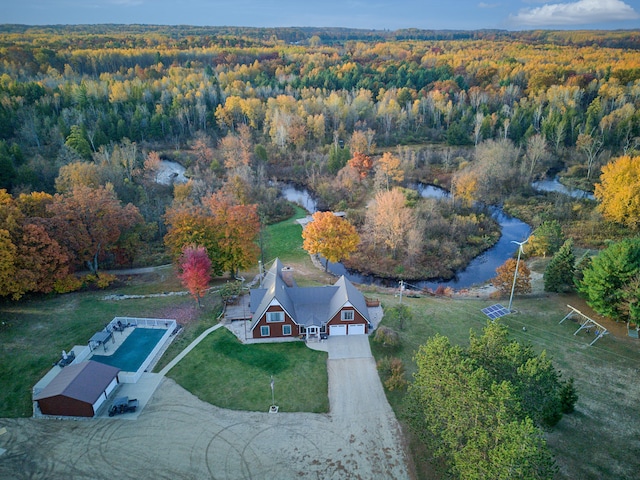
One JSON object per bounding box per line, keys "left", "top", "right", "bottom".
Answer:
{"left": 508, "top": 239, "right": 529, "bottom": 312}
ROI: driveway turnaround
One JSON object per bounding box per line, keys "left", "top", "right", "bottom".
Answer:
{"left": 0, "top": 335, "right": 410, "bottom": 479}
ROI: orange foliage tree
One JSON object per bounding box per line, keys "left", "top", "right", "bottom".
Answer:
{"left": 46, "top": 185, "right": 144, "bottom": 274}
{"left": 492, "top": 258, "right": 531, "bottom": 298}
{"left": 165, "top": 193, "right": 260, "bottom": 277}
{"left": 348, "top": 152, "right": 373, "bottom": 179}
{"left": 204, "top": 192, "right": 260, "bottom": 277}
{"left": 302, "top": 211, "right": 360, "bottom": 271}
{"left": 594, "top": 155, "right": 640, "bottom": 230}
{"left": 0, "top": 190, "right": 70, "bottom": 299}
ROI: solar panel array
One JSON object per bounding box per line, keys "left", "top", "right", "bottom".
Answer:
{"left": 481, "top": 304, "right": 511, "bottom": 320}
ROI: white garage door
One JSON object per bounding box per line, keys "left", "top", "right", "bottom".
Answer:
{"left": 330, "top": 324, "right": 347, "bottom": 336}
{"left": 348, "top": 324, "right": 365, "bottom": 335}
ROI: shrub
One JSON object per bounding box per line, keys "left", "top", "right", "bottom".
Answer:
{"left": 53, "top": 274, "right": 84, "bottom": 294}
{"left": 560, "top": 377, "right": 578, "bottom": 414}
{"left": 374, "top": 326, "right": 400, "bottom": 347}
{"left": 377, "top": 356, "right": 407, "bottom": 391}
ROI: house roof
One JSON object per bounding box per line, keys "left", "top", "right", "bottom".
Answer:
{"left": 249, "top": 258, "right": 370, "bottom": 331}
{"left": 34, "top": 360, "right": 120, "bottom": 404}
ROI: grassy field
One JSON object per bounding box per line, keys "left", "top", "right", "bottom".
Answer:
{"left": 371, "top": 292, "right": 640, "bottom": 480}
{"left": 0, "top": 273, "right": 222, "bottom": 417}
{"left": 167, "top": 328, "right": 329, "bottom": 413}
{"left": 262, "top": 205, "right": 309, "bottom": 264}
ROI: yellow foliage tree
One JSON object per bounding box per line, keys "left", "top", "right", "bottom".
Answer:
{"left": 302, "top": 211, "right": 360, "bottom": 271}
{"left": 376, "top": 152, "right": 404, "bottom": 190}
{"left": 451, "top": 169, "right": 478, "bottom": 205}
{"left": 594, "top": 155, "right": 640, "bottom": 230}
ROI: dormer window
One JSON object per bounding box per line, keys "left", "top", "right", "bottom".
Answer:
{"left": 267, "top": 311, "right": 285, "bottom": 323}
{"left": 341, "top": 310, "right": 354, "bottom": 321}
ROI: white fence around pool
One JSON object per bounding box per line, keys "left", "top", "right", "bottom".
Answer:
{"left": 108, "top": 317, "right": 177, "bottom": 383}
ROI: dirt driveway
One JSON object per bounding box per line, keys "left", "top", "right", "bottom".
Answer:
{"left": 0, "top": 337, "right": 409, "bottom": 480}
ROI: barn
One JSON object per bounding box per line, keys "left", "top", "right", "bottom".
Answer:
{"left": 34, "top": 361, "right": 120, "bottom": 417}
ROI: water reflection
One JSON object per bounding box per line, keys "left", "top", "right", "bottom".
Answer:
{"left": 281, "top": 183, "right": 531, "bottom": 289}
{"left": 532, "top": 177, "right": 594, "bottom": 200}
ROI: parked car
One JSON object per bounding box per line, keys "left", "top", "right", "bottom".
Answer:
{"left": 108, "top": 397, "right": 138, "bottom": 416}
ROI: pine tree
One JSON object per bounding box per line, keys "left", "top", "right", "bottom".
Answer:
{"left": 544, "top": 238, "right": 576, "bottom": 293}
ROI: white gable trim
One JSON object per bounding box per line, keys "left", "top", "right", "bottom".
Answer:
{"left": 250, "top": 299, "right": 299, "bottom": 332}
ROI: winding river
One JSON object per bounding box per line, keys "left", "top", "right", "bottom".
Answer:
{"left": 282, "top": 183, "right": 531, "bottom": 290}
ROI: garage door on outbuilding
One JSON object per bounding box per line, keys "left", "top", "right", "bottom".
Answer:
{"left": 34, "top": 361, "right": 120, "bottom": 417}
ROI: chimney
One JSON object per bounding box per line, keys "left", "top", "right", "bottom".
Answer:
{"left": 281, "top": 266, "right": 294, "bottom": 287}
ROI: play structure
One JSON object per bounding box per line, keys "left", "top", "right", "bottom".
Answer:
{"left": 559, "top": 305, "right": 609, "bottom": 346}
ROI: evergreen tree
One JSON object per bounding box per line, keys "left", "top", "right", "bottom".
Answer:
{"left": 544, "top": 238, "right": 576, "bottom": 293}
{"left": 578, "top": 238, "right": 640, "bottom": 321}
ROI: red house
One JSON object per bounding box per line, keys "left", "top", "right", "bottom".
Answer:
{"left": 249, "top": 259, "right": 371, "bottom": 339}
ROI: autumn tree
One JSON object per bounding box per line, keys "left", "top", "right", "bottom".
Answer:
{"left": 46, "top": 185, "right": 144, "bottom": 274}
{"left": 0, "top": 191, "right": 69, "bottom": 299}
{"left": 204, "top": 192, "right": 260, "bottom": 277}
{"left": 594, "top": 155, "right": 640, "bottom": 229}
{"left": 526, "top": 220, "right": 565, "bottom": 257}
{"left": 364, "top": 188, "right": 414, "bottom": 258}
{"left": 348, "top": 152, "right": 373, "bottom": 180}
{"left": 451, "top": 168, "right": 478, "bottom": 205}
{"left": 0, "top": 229, "right": 18, "bottom": 299}
{"left": 521, "top": 134, "right": 549, "bottom": 182}
{"left": 177, "top": 245, "right": 211, "bottom": 307}
{"left": 375, "top": 152, "right": 404, "bottom": 190}
{"left": 165, "top": 193, "right": 260, "bottom": 277}
{"left": 302, "top": 211, "right": 360, "bottom": 271}
{"left": 492, "top": 258, "right": 531, "bottom": 298}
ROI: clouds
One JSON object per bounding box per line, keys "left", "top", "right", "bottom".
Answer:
{"left": 509, "top": 0, "right": 639, "bottom": 27}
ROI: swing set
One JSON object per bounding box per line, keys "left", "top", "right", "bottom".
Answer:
{"left": 559, "top": 305, "right": 609, "bottom": 346}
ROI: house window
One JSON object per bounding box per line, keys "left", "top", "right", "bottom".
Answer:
{"left": 266, "top": 311, "right": 284, "bottom": 323}
{"left": 341, "top": 310, "right": 354, "bottom": 321}
{"left": 282, "top": 325, "right": 292, "bottom": 336}
{"left": 260, "top": 326, "right": 270, "bottom": 337}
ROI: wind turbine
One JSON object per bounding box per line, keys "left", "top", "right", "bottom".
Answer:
{"left": 508, "top": 238, "right": 529, "bottom": 312}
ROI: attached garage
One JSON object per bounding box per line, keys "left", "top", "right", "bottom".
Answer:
{"left": 347, "top": 324, "right": 366, "bottom": 335}
{"left": 34, "top": 361, "right": 120, "bottom": 417}
{"left": 329, "top": 324, "right": 347, "bottom": 336}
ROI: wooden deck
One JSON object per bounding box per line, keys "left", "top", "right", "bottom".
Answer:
{"left": 223, "top": 294, "right": 253, "bottom": 321}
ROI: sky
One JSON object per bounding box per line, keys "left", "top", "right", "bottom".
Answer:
{"left": 3, "top": 0, "right": 640, "bottom": 30}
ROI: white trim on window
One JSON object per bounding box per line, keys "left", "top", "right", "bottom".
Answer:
{"left": 260, "top": 325, "right": 270, "bottom": 337}
{"left": 341, "top": 309, "right": 354, "bottom": 321}
{"left": 282, "top": 324, "right": 292, "bottom": 336}
{"left": 266, "top": 311, "right": 285, "bottom": 323}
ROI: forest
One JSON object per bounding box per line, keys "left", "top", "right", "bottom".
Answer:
{"left": 0, "top": 24, "right": 639, "bottom": 298}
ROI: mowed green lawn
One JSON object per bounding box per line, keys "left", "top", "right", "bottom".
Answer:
{"left": 0, "top": 286, "right": 219, "bottom": 418}
{"left": 371, "top": 292, "right": 640, "bottom": 480}
{"left": 167, "top": 328, "right": 328, "bottom": 413}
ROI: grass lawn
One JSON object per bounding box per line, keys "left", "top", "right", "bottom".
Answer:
{"left": 371, "top": 292, "right": 640, "bottom": 480}
{"left": 263, "top": 205, "right": 308, "bottom": 263}
{"left": 167, "top": 328, "right": 329, "bottom": 413}
{"left": 0, "top": 284, "right": 221, "bottom": 418}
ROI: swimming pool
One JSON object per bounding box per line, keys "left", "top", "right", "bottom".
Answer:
{"left": 92, "top": 328, "right": 167, "bottom": 372}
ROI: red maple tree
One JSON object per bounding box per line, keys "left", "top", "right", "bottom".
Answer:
{"left": 178, "top": 245, "right": 212, "bottom": 307}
